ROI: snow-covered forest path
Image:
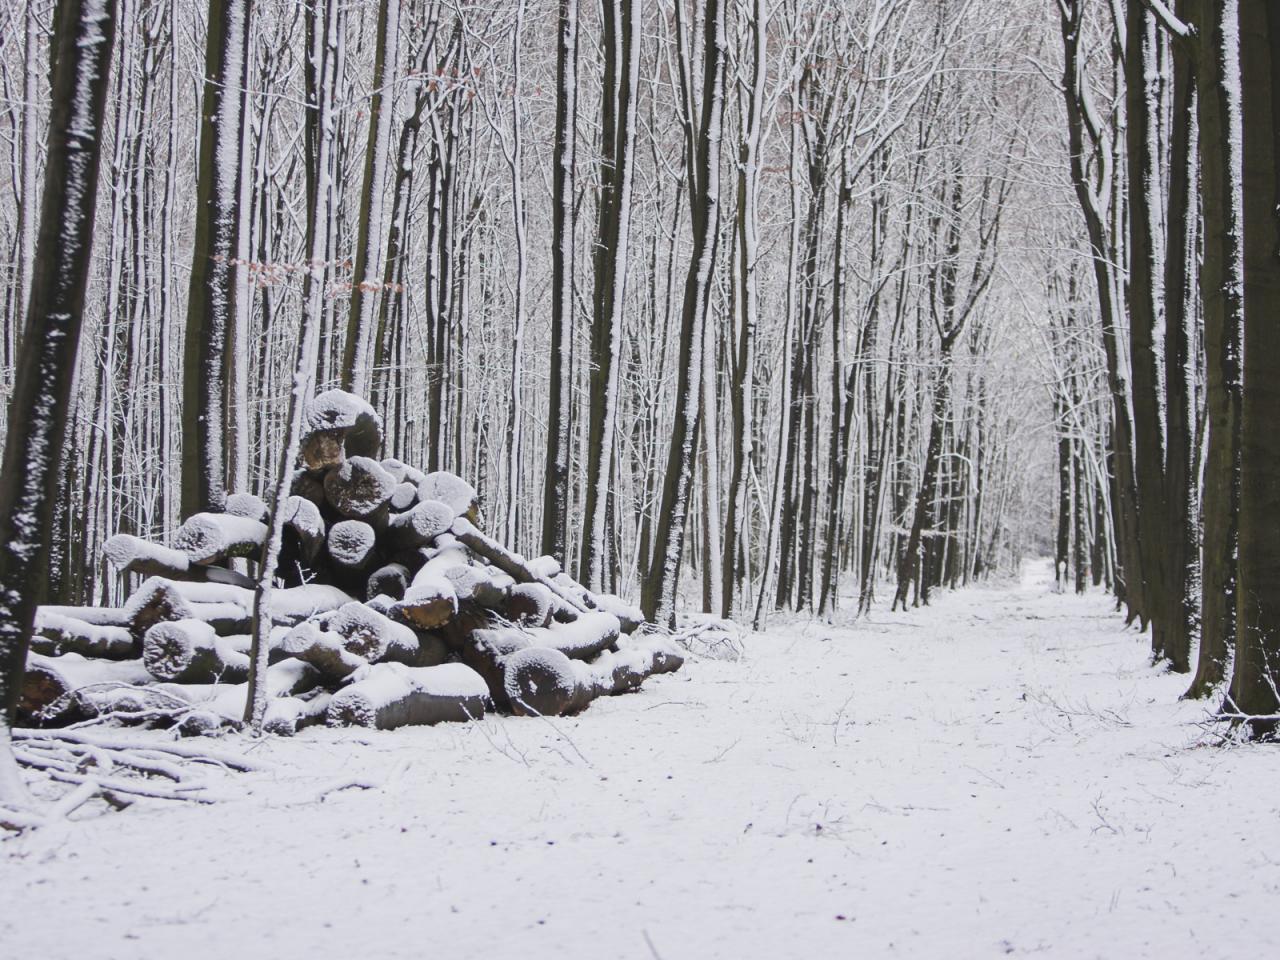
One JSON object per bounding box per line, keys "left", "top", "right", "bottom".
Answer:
{"left": 4, "top": 561, "right": 1277, "bottom": 959}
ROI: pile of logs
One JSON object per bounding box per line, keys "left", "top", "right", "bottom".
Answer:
{"left": 20, "top": 391, "right": 683, "bottom": 736}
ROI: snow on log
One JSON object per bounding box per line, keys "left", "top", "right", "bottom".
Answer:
{"left": 389, "top": 481, "right": 417, "bottom": 510}
{"left": 324, "top": 601, "right": 420, "bottom": 663}
{"left": 278, "top": 622, "right": 370, "bottom": 681}
{"left": 280, "top": 495, "right": 326, "bottom": 573}
{"left": 366, "top": 562, "right": 409, "bottom": 601}
{"left": 416, "top": 471, "right": 480, "bottom": 521}
{"left": 506, "top": 583, "right": 553, "bottom": 627}
{"left": 326, "top": 662, "right": 489, "bottom": 730}
{"left": 448, "top": 624, "right": 533, "bottom": 708}
{"left": 19, "top": 653, "right": 154, "bottom": 724}
{"left": 124, "top": 578, "right": 252, "bottom": 637}
{"left": 450, "top": 517, "right": 587, "bottom": 618}
{"left": 392, "top": 547, "right": 464, "bottom": 629}
{"left": 300, "top": 390, "right": 383, "bottom": 470}
{"left": 380, "top": 459, "right": 408, "bottom": 483}
{"left": 173, "top": 512, "right": 269, "bottom": 565}
{"left": 263, "top": 693, "right": 333, "bottom": 737}
{"left": 385, "top": 498, "right": 454, "bottom": 550}
{"left": 504, "top": 635, "right": 685, "bottom": 717}
{"left": 102, "top": 534, "right": 256, "bottom": 587}
{"left": 271, "top": 583, "right": 357, "bottom": 624}
{"left": 324, "top": 456, "right": 396, "bottom": 520}
{"left": 31, "top": 609, "right": 136, "bottom": 659}
{"left": 445, "top": 563, "right": 508, "bottom": 608}
{"left": 143, "top": 619, "right": 252, "bottom": 683}
{"left": 502, "top": 648, "right": 585, "bottom": 717}
{"left": 174, "top": 660, "right": 323, "bottom": 735}
{"left": 523, "top": 609, "right": 620, "bottom": 660}
{"left": 37, "top": 604, "right": 130, "bottom": 627}
{"left": 225, "top": 492, "right": 269, "bottom": 523}
{"left": 586, "top": 592, "right": 645, "bottom": 635}
{"left": 328, "top": 519, "right": 377, "bottom": 570}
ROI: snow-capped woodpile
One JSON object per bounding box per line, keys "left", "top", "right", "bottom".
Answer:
{"left": 20, "top": 391, "right": 683, "bottom": 736}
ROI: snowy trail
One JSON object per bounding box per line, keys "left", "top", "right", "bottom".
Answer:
{"left": 4, "top": 561, "right": 1278, "bottom": 959}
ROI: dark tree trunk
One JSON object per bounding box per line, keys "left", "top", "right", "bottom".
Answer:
{"left": 181, "top": 0, "right": 252, "bottom": 518}
{"left": 1188, "top": 0, "right": 1244, "bottom": 698}
{"left": 0, "top": 0, "right": 117, "bottom": 730}
{"left": 1228, "top": 0, "right": 1280, "bottom": 734}
{"left": 541, "top": 0, "right": 578, "bottom": 561}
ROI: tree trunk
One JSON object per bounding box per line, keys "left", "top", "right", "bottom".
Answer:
{"left": 1188, "top": 0, "right": 1244, "bottom": 698}
{"left": 1228, "top": 0, "right": 1280, "bottom": 735}
{"left": 0, "top": 0, "right": 116, "bottom": 797}
{"left": 181, "top": 0, "right": 253, "bottom": 518}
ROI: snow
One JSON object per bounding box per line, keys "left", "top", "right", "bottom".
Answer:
{"left": 303, "top": 389, "right": 383, "bottom": 440}
{"left": 327, "top": 519, "right": 377, "bottom": 568}
{"left": 5, "top": 561, "right": 1280, "bottom": 957}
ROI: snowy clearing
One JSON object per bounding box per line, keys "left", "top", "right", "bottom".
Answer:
{"left": 3, "top": 560, "right": 1277, "bottom": 959}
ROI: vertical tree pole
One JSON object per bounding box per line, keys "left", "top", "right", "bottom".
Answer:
{"left": 541, "top": 0, "right": 578, "bottom": 560}
{"left": 181, "top": 0, "right": 253, "bottom": 518}
{"left": 342, "top": 0, "right": 401, "bottom": 397}
{"left": 642, "top": 0, "right": 727, "bottom": 626}
{"left": 580, "top": 0, "right": 640, "bottom": 591}
{"left": 0, "top": 0, "right": 117, "bottom": 800}
{"left": 1188, "top": 0, "right": 1245, "bottom": 697}
{"left": 1228, "top": 0, "right": 1280, "bottom": 735}
{"left": 721, "top": 0, "right": 765, "bottom": 619}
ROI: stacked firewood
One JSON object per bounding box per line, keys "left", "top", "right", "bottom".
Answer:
{"left": 20, "top": 391, "right": 683, "bottom": 736}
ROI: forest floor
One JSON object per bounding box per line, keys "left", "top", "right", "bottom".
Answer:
{"left": 3, "top": 559, "right": 1278, "bottom": 959}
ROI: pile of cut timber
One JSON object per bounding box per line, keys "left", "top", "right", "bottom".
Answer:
{"left": 21, "top": 391, "right": 683, "bottom": 735}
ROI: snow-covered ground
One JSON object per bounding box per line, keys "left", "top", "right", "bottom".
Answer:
{"left": 4, "top": 559, "right": 1277, "bottom": 959}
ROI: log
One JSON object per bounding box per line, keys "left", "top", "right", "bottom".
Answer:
{"left": 300, "top": 389, "right": 383, "bottom": 470}
{"left": 328, "top": 519, "right": 377, "bottom": 570}
{"left": 416, "top": 471, "right": 480, "bottom": 521}
{"left": 31, "top": 610, "right": 136, "bottom": 659}
{"left": 282, "top": 495, "right": 326, "bottom": 563}
{"left": 366, "top": 562, "right": 409, "bottom": 601}
{"left": 323, "top": 456, "right": 396, "bottom": 520}
{"left": 392, "top": 546, "right": 464, "bottom": 629}
{"left": 172, "top": 660, "right": 323, "bottom": 735}
{"left": 263, "top": 692, "right": 333, "bottom": 737}
{"left": 143, "top": 619, "right": 252, "bottom": 683}
{"left": 37, "top": 604, "right": 130, "bottom": 627}
{"left": 225, "top": 492, "right": 269, "bottom": 523}
{"left": 506, "top": 583, "right": 553, "bottom": 628}
{"left": 19, "top": 653, "right": 154, "bottom": 725}
{"left": 102, "top": 534, "right": 255, "bottom": 587}
{"left": 446, "top": 623, "right": 533, "bottom": 709}
{"left": 173, "top": 512, "right": 269, "bottom": 565}
{"left": 449, "top": 518, "right": 587, "bottom": 619}
{"left": 446, "top": 563, "right": 509, "bottom": 608}
{"left": 504, "top": 636, "right": 685, "bottom": 717}
{"left": 278, "top": 622, "right": 370, "bottom": 681}
{"left": 384, "top": 499, "right": 454, "bottom": 550}
{"left": 325, "top": 601, "right": 420, "bottom": 663}
{"left": 124, "top": 579, "right": 252, "bottom": 637}
{"left": 326, "top": 663, "right": 489, "bottom": 729}
{"left": 389, "top": 481, "right": 418, "bottom": 511}
{"left": 290, "top": 468, "right": 328, "bottom": 507}
{"left": 521, "top": 609, "right": 620, "bottom": 660}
